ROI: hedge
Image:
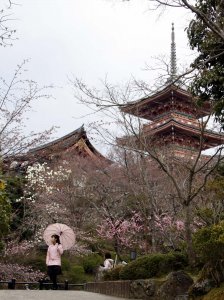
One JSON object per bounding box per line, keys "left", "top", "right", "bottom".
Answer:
{"left": 119, "top": 252, "right": 187, "bottom": 280}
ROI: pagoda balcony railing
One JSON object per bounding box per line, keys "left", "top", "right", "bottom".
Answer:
{"left": 149, "top": 110, "right": 199, "bottom": 121}
{"left": 143, "top": 118, "right": 200, "bottom": 132}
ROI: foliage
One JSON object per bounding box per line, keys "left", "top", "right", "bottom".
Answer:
{"left": 103, "top": 265, "right": 124, "bottom": 281}
{"left": 2, "top": 248, "right": 95, "bottom": 283}
{"left": 193, "top": 221, "right": 224, "bottom": 263}
{"left": 82, "top": 253, "right": 103, "bottom": 274}
{"left": 199, "top": 283, "right": 224, "bottom": 300}
{"left": 198, "top": 164, "right": 224, "bottom": 225}
{"left": 196, "top": 208, "right": 216, "bottom": 226}
{"left": 119, "top": 252, "right": 188, "bottom": 280}
{"left": 59, "top": 255, "right": 95, "bottom": 283}
{"left": 4, "top": 175, "right": 25, "bottom": 233}
{"left": 187, "top": 1, "right": 224, "bottom": 124}
{"left": 207, "top": 177, "right": 224, "bottom": 203}
{"left": 4, "top": 175, "right": 24, "bottom": 202}
{"left": 0, "top": 178, "right": 11, "bottom": 241}
{"left": 69, "top": 266, "right": 85, "bottom": 283}
{"left": 0, "top": 196, "right": 11, "bottom": 238}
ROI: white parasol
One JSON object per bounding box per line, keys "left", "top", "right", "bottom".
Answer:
{"left": 43, "top": 223, "right": 75, "bottom": 250}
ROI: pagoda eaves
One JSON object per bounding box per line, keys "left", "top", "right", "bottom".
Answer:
{"left": 143, "top": 119, "right": 224, "bottom": 150}
{"left": 121, "top": 84, "right": 211, "bottom": 121}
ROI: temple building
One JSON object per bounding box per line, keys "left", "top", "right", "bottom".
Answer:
{"left": 120, "top": 24, "right": 224, "bottom": 158}
{"left": 4, "top": 125, "right": 107, "bottom": 172}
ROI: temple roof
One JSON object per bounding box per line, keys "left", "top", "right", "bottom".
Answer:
{"left": 4, "top": 125, "right": 107, "bottom": 171}
{"left": 121, "top": 84, "right": 211, "bottom": 120}
{"left": 28, "top": 125, "right": 102, "bottom": 157}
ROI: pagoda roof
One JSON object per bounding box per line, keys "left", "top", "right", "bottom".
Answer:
{"left": 121, "top": 84, "right": 211, "bottom": 120}
{"left": 144, "top": 119, "right": 224, "bottom": 149}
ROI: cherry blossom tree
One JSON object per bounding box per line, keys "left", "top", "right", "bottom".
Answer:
{"left": 97, "top": 213, "right": 143, "bottom": 254}
{"left": 16, "top": 162, "right": 72, "bottom": 242}
{"left": 0, "top": 261, "right": 44, "bottom": 282}
{"left": 12, "top": 158, "right": 102, "bottom": 253}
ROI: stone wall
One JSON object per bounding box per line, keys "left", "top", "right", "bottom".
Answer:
{"left": 85, "top": 281, "right": 132, "bottom": 298}
{"left": 84, "top": 271, "right": 193, "bottom": 299}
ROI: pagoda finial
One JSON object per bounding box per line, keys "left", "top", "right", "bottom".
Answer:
{"left": 170, "top": 22, "right": 177, "bottom": 81}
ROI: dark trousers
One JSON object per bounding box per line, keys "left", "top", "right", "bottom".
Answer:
{"left": 47, "top": 265, "right": 62, "bottom": 290}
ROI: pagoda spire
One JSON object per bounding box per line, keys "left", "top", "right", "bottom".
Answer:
{"left": 170, "top": 22, "right": 177, "bottom": 82}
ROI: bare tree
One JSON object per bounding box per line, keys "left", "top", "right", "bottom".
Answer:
{"left": 72, "top": 77, "right": 224, "bottom": 265}
{"left": 0, "top": 0, "right": 17, "bottom": 47}
{"left": 0, "top": 61, "right": 54, "bottom": 159}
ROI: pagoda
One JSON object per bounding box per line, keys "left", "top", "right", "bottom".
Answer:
{"left": 120, "top": 24, "right": 224, "bottom": 158}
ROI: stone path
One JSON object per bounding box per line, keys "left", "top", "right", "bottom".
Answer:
{"left": 0, "top": 290, "right": 132, "bottom": 300}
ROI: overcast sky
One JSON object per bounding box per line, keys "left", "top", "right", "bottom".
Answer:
{"left": 1, "top": 0, "right": 195, "bottom": 154}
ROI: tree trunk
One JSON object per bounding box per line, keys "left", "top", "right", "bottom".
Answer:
{"left": 150, "top": 216, "right": 158, "bottom": 253}
{"left": 114, "top": 239, "right": 122, "bottom": 262}
{"left": 184, "top": 203, "right": 196, "bottom": 266}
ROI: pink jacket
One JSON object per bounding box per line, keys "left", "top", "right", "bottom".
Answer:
{"left": 46, "top": 244, "right": 63, "bottom": 266}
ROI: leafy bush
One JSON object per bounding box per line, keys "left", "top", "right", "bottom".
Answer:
{"left": 24, "top": 254, "right": 46, "bottom": 273}
{"left": 69, "top": 265, "right": 85, "bottom": 283}
{"left": 0, "top": 182, "right": 11, "bottom": 240}
{"left": 119, "top": 252, "right": 187, "bottom": 280}
{"left": 103, "top": 265, "right": 124, "bottom": 281}
{"left": 61, "top": 256, "right": 72, "bottom": 272}
{"left": 193, "top": 222, "right": 224, "bottom": 263}
{"left": 82, "top": 253, "right": 102, "bottom": 274}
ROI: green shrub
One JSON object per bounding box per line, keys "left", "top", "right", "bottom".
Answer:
{"left": 61, "top": 257, "right": 72, "bottom": 272}
{"left": 82, "top": 253, "right": 102, "bottom": 274}
{"left": 103, "top": 265, "right": 124, "bottom": 281}
{"left": 119, "top": 252, "right": 187, "bottom": 280}
{"left": 69, "top": 265, "right": 85, "bottom": 283}
{"left": 7, "top": 250, "right": 47, "bottom": 273}
{"left": 193, "top": 221, "right": 224, "bottom": 263}
{"left": 0, "top": 241, "right": 5, "bottom": 253}
{"left": 0, "top": 190, "right": 11, "bottom": 238}
{"left": 25, "top": 255, "right": 46, "bottom": 273}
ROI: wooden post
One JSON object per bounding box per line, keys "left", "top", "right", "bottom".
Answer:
{"left": 64, "top": 280, "right": 68, "bottom": 290}
{"left": 8, "top": 279, "right": 16, "bottom": 289}
{"left": 39, "top": 279, "right": 44, "bottom": 290}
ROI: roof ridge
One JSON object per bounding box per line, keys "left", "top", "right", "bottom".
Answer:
{"left": 29, "top": 125, "right": 85, "bottom": 153}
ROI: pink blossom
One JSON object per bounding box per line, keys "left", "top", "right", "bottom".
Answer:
{"left": 0, "top": 263, "right": 45, "bottom": 282}
{"left": 97, "top": 213, "right": 143, "bottom": 248}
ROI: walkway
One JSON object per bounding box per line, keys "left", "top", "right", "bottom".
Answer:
{"left": 0, "top": 290, "right": 132, "bottom": 300}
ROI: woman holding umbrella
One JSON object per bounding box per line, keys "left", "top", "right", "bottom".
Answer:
{"left": 46, "top": 234, "right": 63, "bottom": 290}
{"left": 44, "top": 223, "right": 76, "bottom": 290}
